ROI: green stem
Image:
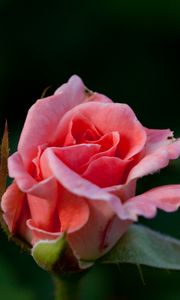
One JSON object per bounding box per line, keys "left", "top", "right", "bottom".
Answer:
{"left": 53, "top": 275, "right": 80, "bottom": 300}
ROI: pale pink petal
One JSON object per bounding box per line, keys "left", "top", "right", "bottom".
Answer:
{"left": 127, "top": 139, "right": 180, "bottom": 183}
{"left": 58, "top": 189, "right": 89, "bottom": 233}
{"left": 83, "top": 157, "right": 129, "bottom": 187}
{"left": 40, "top": 148, "right": 124, "bottom": 214}
{"left": 8, "top": 152, "right": 36, "bottom": 190}
{"left": 102, "top": 217, "right": 132, "bottom": 254}
{"left": 1, "top": 182, "right": 25, "bottom": 233}
{"left": 18, "top": 75, "right": 92, "bottom": 168}
{"left": 54, "top": 77, "right": 112, "bottom": 105}
{"left": 123, "top": 185, "right": 180, "bottom": 221}
{"left": 104, "top": 179, "right": 137, "bottom": 202}
{"left": 145, "top": 128, "right": 173, "bottom": 154}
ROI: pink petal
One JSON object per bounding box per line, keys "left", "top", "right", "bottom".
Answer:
{"left": 104, "top": 179, "right": 137, "bottom": 202}
{"left": 8, "top": 152, "right": 60, "bottom": 232}
{"left": 8, "top": 152, "right": 36, "bottom": 191}
{"left": 27, "top": 185, "right": 59, "bottom": 233}
{"left": 16, "top": 201, "right": 32, "bottom": 243}
{"left": 80, "top": 102, "right": 147, "bottom": 159}
{"left": 40, "top": 148, "right": 123, "bottom": 214}
{"left": 83, "top": 156, "right": 129, "bottom": 187}
{"left": 101, "top": 217, "right": 132, "bottom": 255}
{"left": 86, "top": 131, "right": 120, "bottom": 157}
{"left": 78, "top": 131, "right": 120, "bottom": 173}
{"left": 53, "top": 110, "right": 101, "bottom": 146}
{"left": 26, "top": 190, "right": 90, "bottom": 244}
{"left": 68, "top": 200, "right": 114, "bottom": 260}
{"left": 1, "top": 182, "right": 25, "bottom": 233}
{"left": 145, "top": 128, "right": 173, "bottom": 154}
{"left": 27, "top": 219, "right": 61, "bottom": 245}
{"left": 59, "top": 189, "right": 89, "bottom": 233}
{"left": 68, "top": 201, "right": 131, "bottom": 260}
{"left": 9, "top": 152, "right": 56, "bottom": 197}
{"left": 54, "top": 102, "right": 147, "bottom": 160}
{"left": 18, "top": 75, "right": 92, "bottom": 168}
{"left": 123, "top": 185, "right": 180, "bottom": 221}
{"left": 53, "top": 144, "right": 100, "bottom": 173}
{"left": 127, "top": 139, "right": 180, "bottom": 183}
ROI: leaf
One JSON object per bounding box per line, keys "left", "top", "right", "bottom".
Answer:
{"left": 99, "top": 224, "right": 180, "bottom": 270}
{"left": 32, "top": 234, "right": 67, "bottom": 272}
{"left": 0, "top": 122, "right": 9, "bottom": 198}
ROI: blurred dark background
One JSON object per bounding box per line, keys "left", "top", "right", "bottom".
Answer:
{"left": 0, "top": 0, "right": 180, "bottom": 299}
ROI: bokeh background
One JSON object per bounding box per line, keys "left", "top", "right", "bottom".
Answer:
{"left": 0, "top": 0, "right": 180, "bottom": 299}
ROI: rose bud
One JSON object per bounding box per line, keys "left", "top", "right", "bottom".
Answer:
{"left": 1, "top": 76, "right": 180, "bottom": 273}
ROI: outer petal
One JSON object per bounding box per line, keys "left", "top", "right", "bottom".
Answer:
{"left": 58, "top": 189, "right": 89, "bottom": 233}
{"left": 18, "top": 75, "right": 93, "bottom": 167}
{"left": 145, "top": 128, "right": 173, "bottom": 154}
{"left": 122, "top": 185, "right": 180, "bottom": 221}
{"left": 8, "top": 152, "right": 36, "bottom": 190}
{"left": 104, "top": 179, "right": 137, "bottom": 202}
{"left": 8, "top": 152, "right": 57, "bottom": 199}
{"left": 68, "top": 201, "right": 131, "bottom": 260}
{"left": 127, "top": 139, "right": 180, "bottom": 183}
{"left": 1, "top": 182, "right": 25, "bottom": 233}
{"left": 8, "top": 152, "right": 59, "bottom": 233}
{"left": 27, "top": 184, "right": 58, "bottom": 233}
{"left": 83, "top": 156, "right": 129, "bottom": 187}
{"left": 27, "top": 219, "right": 61, "bottom": 245}
{"left": 26, "top": 190, "right": 90, "bottom": 245}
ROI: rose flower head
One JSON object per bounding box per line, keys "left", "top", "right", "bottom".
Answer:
{"left": 1, "top": 76, "right": 180, "bottom": 273}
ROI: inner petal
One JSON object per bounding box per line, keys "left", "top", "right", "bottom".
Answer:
{"left": 51, "top": 144, "right": 100, "bottom": 174}
{"left": 86, "top": 131, "right": 120, "bottom": 157}
{"left": 79, "top": 131, "right": 121, "bottom": 173}
{"left": 55, "top": 102, "right": 147, "bottom": 160}
{"left": 82, "top": 156, "right": 130, "bottom": 187}
{"left": 71, "top": 113, "right": 101, "bottom": 144}
{"left": 53, "top": 111, "right": 102, "bottom": 147}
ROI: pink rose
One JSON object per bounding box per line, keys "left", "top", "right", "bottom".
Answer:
{"left": 2, "top": 75, "right": 180, "bottom": 262}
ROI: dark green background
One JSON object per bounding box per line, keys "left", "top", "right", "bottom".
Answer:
{"left": 0, "top": 1, "right": 180, "bottom": 299}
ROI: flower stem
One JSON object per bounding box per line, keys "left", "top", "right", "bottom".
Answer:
{"left": 53, "top": 275, "right": 80, "bottom": 300}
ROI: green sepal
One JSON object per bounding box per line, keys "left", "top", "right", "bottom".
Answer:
{"left": 32, "top": 234, "right": 84, "bottom": 275}
{"left": 32, "top": 234, "right": 67, "bottom": 272}
{"left": 99, "top": 224, "right": 180, "bottom": 270}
